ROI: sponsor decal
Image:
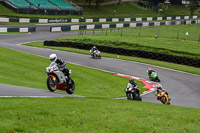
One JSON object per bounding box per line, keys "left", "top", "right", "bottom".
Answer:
{"left": 48, "top": 19, "right": 69, "bottom": 23}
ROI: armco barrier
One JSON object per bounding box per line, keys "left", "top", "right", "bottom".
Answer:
{"left": 44, "top": 41, "right": 200, "bottom": 68}
{"left": 50, "top": 19, "right": 200, "bottom": 32}
{"left": 0, "top": 27, "right": 36, "bottom": 32}
{"left": 0, "top": 15, "right": 199, "bottom": 23}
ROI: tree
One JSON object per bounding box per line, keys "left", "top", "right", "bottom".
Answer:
{"left": 118, "top": 0, "right": 122, "bottom": 5}
{"left": 187, "top": 0, "right": 200, "bottom": 15}
{"left": 95, "top": 0, "right": 104, "bottom": 8}
{"left": 85, "top": 0, "right": 92, "bottom": 7}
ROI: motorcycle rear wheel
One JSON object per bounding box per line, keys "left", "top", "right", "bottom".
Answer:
{"left": 47, "top": 76, "right": 57, "bottom": 92}
{"left": 138, "top": 95, "right": 142, "bottom": 101}
{"left": 66, "top": 79, "right": 75, "bottom": 94}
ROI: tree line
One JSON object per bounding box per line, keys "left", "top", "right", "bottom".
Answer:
{"left": 84, "top": 0, "right": 200, "bottom": 15}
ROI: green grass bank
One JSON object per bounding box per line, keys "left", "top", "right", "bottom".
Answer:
{"left": 1, "top": 97, "right": 200, "bottom": 132}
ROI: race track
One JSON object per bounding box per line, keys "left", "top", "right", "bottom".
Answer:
{"left": 0, "top": 31, "right": 200, "bottom": 108}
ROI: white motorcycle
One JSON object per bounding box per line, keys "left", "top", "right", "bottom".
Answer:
{"left": 46, "top": 62, "right": 75, "bottom": 94}
{"left": 125, "top": 87, "right": 142, "bottom": 101}
{"left": 90, "top": 50, "right": 101, "bottom": 59}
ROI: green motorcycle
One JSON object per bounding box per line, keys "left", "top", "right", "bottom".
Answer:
{"left": 149, "top": 71, "right": 160, "bottom": 82}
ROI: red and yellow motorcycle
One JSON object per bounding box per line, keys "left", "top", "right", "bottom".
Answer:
{"left": 157, "top": 91, "right": 170, "bottom": 105}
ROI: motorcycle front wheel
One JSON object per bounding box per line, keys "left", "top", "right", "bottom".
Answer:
{"left": 156, "top": 77, "right": 161, "bottom": 82}
{"left": 47, "top": 76, "right": 57, "bottom": 92}
{"left": 126, "top": 92, "right": 132, "bottom": 100}
{"left": 66, "top": 79, "right": 75, "bottom": 94}
{"left": 161, "top": 97, "right": 166, "bottom": 104}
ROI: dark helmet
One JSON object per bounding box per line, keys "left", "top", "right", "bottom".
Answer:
{"left": 129, "top": 78, "right": 134, "bottom": 84}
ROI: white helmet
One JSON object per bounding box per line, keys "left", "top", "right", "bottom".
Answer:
{"left": 49, "top": 53, "right": 57, "bottom": 62}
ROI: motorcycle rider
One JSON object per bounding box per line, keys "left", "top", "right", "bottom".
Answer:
{"left": 126, "top": 78, "right": 140, "bottom": 95}
{"left": 49, "top": 53, "right": 71, "bottom": 84}
{"left": 147, "top": 68, "right": 155, "bottom": 78}
{"left": 155, "top": 85, "right": 170, "bottom": 100}
{"left": 90, "top": 46, "right": 98, "bottom": 56}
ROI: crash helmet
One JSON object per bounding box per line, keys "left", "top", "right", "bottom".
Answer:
{"left": 157, "top": 84, "right": 162, "bottom": 90}
{"left": 148, "top": 68, "right": 152, "bottom": 71}
{"left": 129, "top": 78, "right": 135, "bottom": 84}
{"left": 49, "top": 53, "right": 57, "bottom": 62}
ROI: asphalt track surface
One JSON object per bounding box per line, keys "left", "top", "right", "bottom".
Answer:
{"left": 0, "top": 31, "right": 200, "bottom": 108}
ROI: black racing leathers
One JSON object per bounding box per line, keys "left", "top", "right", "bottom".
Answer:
{"left": 55, "top": 58, "right": 69, "bottom": 78}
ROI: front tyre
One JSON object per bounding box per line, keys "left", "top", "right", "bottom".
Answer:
{"left": 156, "top": 77, "right": 160, "bottom": 82}
{"left": 66, "top": 79, "right": 75, "bottom": 94}
{"left": 161, "top": 97, "right": 166, "bottom": 104}
{"left": 47, "top": 76, "right": 57, "bottom": 92}
{"left": 127, "top": 92, "right": 132, "bottom": 100}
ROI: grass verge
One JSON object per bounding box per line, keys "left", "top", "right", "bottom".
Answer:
{"left": 0, "top": 97, "right": 200, "bottom": 132}
{"left": 24, "top": 41, "right": 200, "bottom": 76}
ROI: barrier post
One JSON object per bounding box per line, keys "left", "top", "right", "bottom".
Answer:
{"left": 177, "top": 30, "right": 180, "bottom": 40}
{"left": 138, "top": 27, "right": 141, "bottom": 37}
{"left": 157, "top": 27, "right": 160, "bottom": 38}
{"left": 199, "top": 33, "right": 200, "bottom": 42}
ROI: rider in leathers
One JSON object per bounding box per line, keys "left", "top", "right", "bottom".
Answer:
{"left": 147, "top": 68, "right": 155, "bottom": 78}
{"left": 49, "top": 53, "right": 71, "bottom": 83}
{"left": 126, "top": 78, "right": 140, "bottom": 95}
{"left": 155, "top": 85, "right": 170, "bottom": 100}
{"left": 90, "top": 46, "right": 98, "bottom": 57}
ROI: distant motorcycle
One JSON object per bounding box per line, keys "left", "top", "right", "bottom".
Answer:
{"left": 156, "top": 90, "right": 170, "bottom": 105}
{"left": 125, "top": 86, "right": 142, "bottom": 101}
{"left": 46, "top": 62, "right": 75, "bottom": 94}
{"left": 90, "top": 50, "right": 101, "bottom": 59}
{"left": 149, "top": 71, "right": 160, "bottom": 82}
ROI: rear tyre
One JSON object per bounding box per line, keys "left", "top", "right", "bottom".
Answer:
{"left": 138, "top": 95, "right": 142, "bottom": 101}
{"left": 66, "top": 79, "right": 75, "bottom": 94}
{"left": 47, "top": 76, "right": 57, "bottom": 92}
